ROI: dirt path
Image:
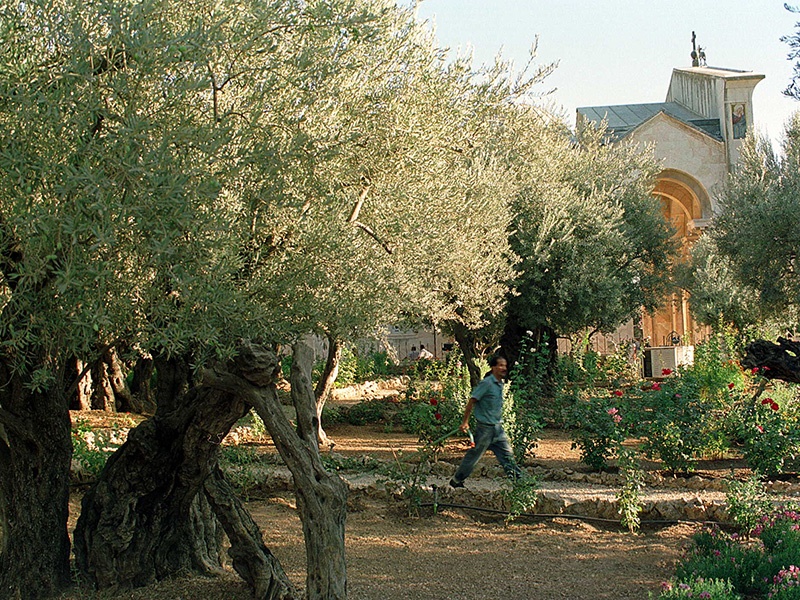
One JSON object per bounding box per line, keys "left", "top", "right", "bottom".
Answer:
{"left": 61, "top": 420, "right": 704, "bottom": 599}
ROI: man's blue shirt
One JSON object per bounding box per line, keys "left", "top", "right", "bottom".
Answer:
{"left": 470, "top": 375, "right": 504, "bottom": 425}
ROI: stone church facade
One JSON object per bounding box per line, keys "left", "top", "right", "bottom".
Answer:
{"left": 577, "top": 63, "right": 764, "bottom": 357}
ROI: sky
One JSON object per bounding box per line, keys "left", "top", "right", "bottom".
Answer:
{"left": 410, "top": 0, "right": 799, "bottom": 148}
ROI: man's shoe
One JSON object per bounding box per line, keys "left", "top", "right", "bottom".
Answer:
{"left": 449, "top": 479, "right": 465, "bottom": 489}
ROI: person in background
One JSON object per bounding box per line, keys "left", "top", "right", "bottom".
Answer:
{"left": 449, "top": 355, "right": 524, "bottom": 488}
{"left": 407, "top": 346, "right": 420, "bottom": 361}
{"left": 418, "top": 344, "right": 434, "bottom": 360}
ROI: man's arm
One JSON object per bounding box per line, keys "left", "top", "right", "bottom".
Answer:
{"left": 460, "top": 397, "right": 476, "bottom": 432}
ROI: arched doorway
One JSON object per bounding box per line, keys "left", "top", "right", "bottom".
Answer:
{"left": 643, "top": 169, "right": 711, "bottom": 347}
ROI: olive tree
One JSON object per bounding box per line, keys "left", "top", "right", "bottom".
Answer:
{"left": 0, "top": 0, "right": 544, "bottom": 597}
{"left": 500, "top": 123, "right": 678, "bottom": 370}
{"left": 703, "top": 117, "right": 800, "bottom": 330}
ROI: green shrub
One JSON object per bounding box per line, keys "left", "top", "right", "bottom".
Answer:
{"left": 652, "top": 578, "right": 739, "bottom": 599}
{"left": 505, "top": 334, "right": 544, "bottom": 463}
{"left": 634, "top": 348, "right": 734, "bottom": 472}
{"left": 726, "top": 383, "right": 800, "bottom": 477}
{"left": 725, "top": 475, "right": 773, "bottom": 535}
{"left": 345, "top": 399, "right": 390, "bottom": 425}
{"left": 71, "top": 419, "right": 114, "bottom": 478}
{"left": 668, "top": 510, "right": 800, "bottom": 598}
{"left": 569, "top": 393, "right": 628, "bottom": 471}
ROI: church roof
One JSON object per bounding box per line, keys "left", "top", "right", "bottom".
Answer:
{"left": 576, "top": 101, "right": 723, "bottom": 142}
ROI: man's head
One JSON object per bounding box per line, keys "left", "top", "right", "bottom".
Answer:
{"left": 488, "top": 355, "right": 508, "bottom": 380}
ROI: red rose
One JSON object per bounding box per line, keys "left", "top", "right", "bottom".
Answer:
{"left": 756, "top": 425, "right": 765, "bottom": 433}
{"left": 434, "top": 412, "right": 442, "bottom": 420}
{"left": 728, "top": 383, "right": 735, "bottom": 390}
{"left": 762, "top": 398, "right": 773, "bottom": 405}
{"left": 771, "top": 402, "right": 779, "bottom": 411}
{"left": 651, "top": 382, "right": 661, "bottom": 391}
{"left": 430, "top": 398, "right": 438, "bottom": 406}
{"left": 752, "top": 367, "right": 760, "bottom": 374}
{"left": 661, "top": 368, "right": 673, "bottom": 376}
{"left": 613, "top": 390, "right": 623, "bottom": 397}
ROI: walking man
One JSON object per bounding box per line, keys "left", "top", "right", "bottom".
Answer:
{"left": 449, "top": 355, "right": 524, "bottom": 488}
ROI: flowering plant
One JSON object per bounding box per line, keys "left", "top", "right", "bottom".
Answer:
{"left": 653, "top": 577, "right": 737, "bottom": 599}
{"left": 570, "top": 393, "right": 630, "bottom": 470}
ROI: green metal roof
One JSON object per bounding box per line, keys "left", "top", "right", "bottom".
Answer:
{"left": 577, "top": 102, "right": 722, "bottom": 142}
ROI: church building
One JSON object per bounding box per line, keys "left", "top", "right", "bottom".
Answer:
{"left": 576, "top": 48, "right": 764, "bottom": 362}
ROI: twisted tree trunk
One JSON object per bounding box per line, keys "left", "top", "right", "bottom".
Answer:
{"left": 210, "top": 341, "right": 349, "bottom": 598}
{"left": 743, "top": 337, "right": 800, "bottom": 383}
{"left": 450, "top": 322, "right": 483, "bottom": 388}
{"left": 314, "top": 334, "right": 342, "bottom": 447}
{"left": 74, "top": 354, "right": 298, "bottom": 598}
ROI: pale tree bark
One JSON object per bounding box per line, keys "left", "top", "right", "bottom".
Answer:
{"left": 90, "top": 355, "right": 116, "bottom": 411}
{"left": 313, "top": 334, "right": 342, "bottom": 447}
{"left": 104, "top": 348, "right": 135, "bottom": 412}
{"left": 224, "top": 341, "right": 348, "bottom": 599}
{"left": 74, "top": 357, "right": 93, "bottom": 410}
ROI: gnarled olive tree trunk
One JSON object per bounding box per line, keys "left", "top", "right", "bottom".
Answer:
{"left": 450, "top": 321, "right": 483, "bottom": 388}
{"left": 314, "top": 334, "right": 342, "bottom": 447}
{"left": 0, "top": 362, "right": 73, "bottom": 600}
{"left": 74, "top": 354, "right": 298, "bottom": 598}
{"left": 743, "top": 337, "right": 800, "bottom": 383}
{"left": 249, "top": 341, "right": 348, "bottom": 599}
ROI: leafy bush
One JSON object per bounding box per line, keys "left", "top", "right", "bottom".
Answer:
{"left": 505, "top": 334, "right": 544, "bottom": 463}
{"left": 653, "top": 578, "right": 739, "bottom": 599}
{"left": 726, "top": 382, "right": 800, "bottom": 477}
{"left": 633, "top": 341, "right": 737, "bottom": 472}
{"left": 345, "top": 399, "right": 391, "bottom": 426}
{"left": 668, "top": 509, "right": 800, "bottom": 599}
{"left": 674, "top": 526, "right": 765, "bottom": 595}
{"left": 71, "top": 419, "right": 115, "bottom": 478}
{"left": 569, "top": 393, "right": 629, "bottom": 471}
{"left": 725, "top": 475, "right": 773, "bottom": 535}
{"left": 500, "top": 474, "right": 540, "bottom": 524}
{"left": 398, "top": 359, "right": 469, "bottom": 450}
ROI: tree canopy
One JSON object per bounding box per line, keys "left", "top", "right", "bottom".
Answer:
{"left": 696, "top": 116, "right": 800, "bottom": 333}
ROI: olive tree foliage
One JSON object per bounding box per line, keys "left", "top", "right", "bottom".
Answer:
{"left": 783, "top": 3, "right": 800, "bottom": 100}
{"left": 0, "top": 0, "right": 554, "bottom": 596}
{"left": 679, "top": 234, "right": 765, "bottom": 332}
{"left": 502, "top": 123, "right": 677, "bottom": 360}
{"left": 702, "top": 117, "right": 800, "bottom": 331}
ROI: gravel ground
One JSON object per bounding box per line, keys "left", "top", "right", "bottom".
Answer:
{"left": 57, "top": 419, "right": 726, "bottom": 600}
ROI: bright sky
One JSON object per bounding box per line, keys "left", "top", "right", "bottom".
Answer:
{"left": 410, "top": 0, "right": 799, "bottom": 148}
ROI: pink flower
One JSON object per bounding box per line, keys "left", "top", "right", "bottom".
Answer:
{"left": 651, "top": 382, "right": 662, "bottom": 391}
{"left": 752, "top": 367, "right": 760, "bottom": 374}
{"left": 607, "top": 407, "right": 619, "bottom": 415}
{"left": 660, "top": 582, "right": 673, "bottom": 591}
{"left": 699, "top": 592, "right": 711, "bottom": 599}
{"left": 756, "top": 425, "right": 764, "bottom": 433}
{"left": 674, "top": 394, "right": 682, "bottom": 399}
{"left": 661, "top": 368, "right": 673, "bottom": 376}
{"left": 763, "top": 366, "right": 771, "bottom": 371}
{"left": 613, "top": 390, "right": 623, "bottom": 397}
{"left": 728, "top": 383, "right": 735, "bottom": 390}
